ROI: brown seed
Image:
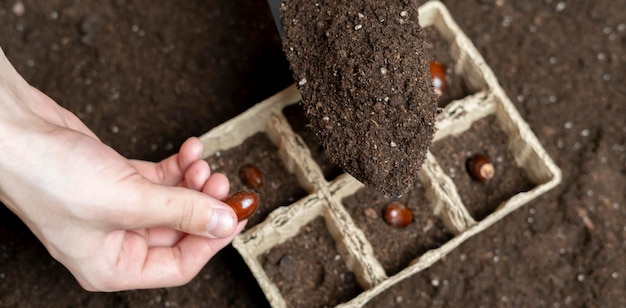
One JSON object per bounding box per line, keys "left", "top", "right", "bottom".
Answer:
{"left": 467, "top": 154, "right": 495, "bottom": 182}
{"left": 429, "top": 61, "right": 447, "bottom": 96}
{"left": 224, "top": 190, "right": 259, "bottom": 221}
{"left": 383, "top": 202, "right": 413, "bottom": 227}
{"left": 239, "top": 164, "right": 263, "bottom": 189}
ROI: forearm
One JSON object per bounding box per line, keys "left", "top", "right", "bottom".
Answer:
{"left": 0, "top": 48, "right": 65, "bottom": 220}
{"left": 0, "top": 48, "right": 34, "bottom": 207}
{"left": 0, "top": 47, "right": 30, "bottom": 114}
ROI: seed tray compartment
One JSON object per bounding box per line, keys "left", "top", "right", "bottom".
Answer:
{"left": 198, "top": 1, "right": 561, "bottom": 307}
{"left": 206, "top": 132, "right": 310, "bottom": 228}
{"left": 340, "top": 179, "right": 454, "bottom": 277}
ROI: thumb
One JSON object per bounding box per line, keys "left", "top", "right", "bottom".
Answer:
{"left": 126, "top": 181, "right": 238, "bottom": 238}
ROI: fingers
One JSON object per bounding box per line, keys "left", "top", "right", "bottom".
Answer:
{"left": 181, "top": 160, "right": 211, "bottom": 191}
{"left": 202, "top": 173, "right": 230, "bottom": 200}
{"left": 121, "top": 172, "right": 231, "bottom": 247}
{"left": 119, "top": 172, "right": 230, "bottom": 247}
{"left": 110, "top": 222, "right": 245, "bottom": 291}
{"left": 130, "top": 137, "right": 205, "bottom": 186}
{"left": 177, "top": 137, "right": 205, "bottom": 173}
{"left": 142, "top": 222, "right": 245, "bottom": 288}
{"left": 128, "top": 181, "right": 238, "bottom": 238}
{"left": 144, "top": 227, "right": 185, "bottom": 248}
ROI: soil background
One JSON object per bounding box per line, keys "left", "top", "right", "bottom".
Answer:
{"left": 0, "top": 0, "right": 624, "bottom": 307}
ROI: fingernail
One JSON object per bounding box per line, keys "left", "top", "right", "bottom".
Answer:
{"left": 206, "top": 208, "right": 236, "bottom": 238}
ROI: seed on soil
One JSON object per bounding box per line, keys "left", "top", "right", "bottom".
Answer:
{"left": 466, "top": 154, "right": 495, "bottom": 182}
{"left": 224, "top": 190, "right": 259, "bottom": 221}
{"left": 239, "top": 164, "right": 264, "bottom": 189}
{"left": 429, "top": 61, "right": 446, "bottom": 96}
{"left": 383, "top": 202, "right": 413, "bottom": 227}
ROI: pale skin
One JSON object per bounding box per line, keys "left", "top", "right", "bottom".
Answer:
{"left": 0, "top": 47, "right": 245, "bottom": 291}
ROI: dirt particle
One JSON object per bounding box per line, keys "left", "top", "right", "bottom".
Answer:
{"left": 364, "top": 207, "right": 378, "bottom": 219}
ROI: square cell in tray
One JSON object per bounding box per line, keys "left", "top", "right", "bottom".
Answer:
{"left": 430, "top": 114, "right": 537, "bottom": 221}
{"left": 429, "top": 89, "right": 561, "bottom": 229}
{"left": 341, "top": 181, "right": 452, "bottom": 276}
{"left": 206, "top": 132, "right": 308, "bottom": 228}
{"left": 258, "top": 216, "right": 362, "bottom": 307}
{"left": 420, "top": 5, "right": 490, "bottom": 108}
{"left": 233, "top": 193, "right": 376, "bottom": 308}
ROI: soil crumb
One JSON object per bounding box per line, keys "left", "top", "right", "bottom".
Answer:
{"left": 281, "top": 0, "right": 437, "bottom": 196}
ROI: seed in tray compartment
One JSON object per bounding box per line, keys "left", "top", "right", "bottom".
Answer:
{"left": 383, "top": 202, "right": 413, "bottom": 227}
{"left": 429, "top": 61, "right": 446, "bottom": 96}
{"left": 224, "top": 190, "right": 259, "bottom": 221}
{"left": 466, "top": 154, "right": 495, "bottom": 183}
{"left": 239, "top": 164, "right": 263, "bottom": 189}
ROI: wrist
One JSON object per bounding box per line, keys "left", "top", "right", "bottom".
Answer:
{"left": 0, "top": 50, "right": 33, "bottom": 124}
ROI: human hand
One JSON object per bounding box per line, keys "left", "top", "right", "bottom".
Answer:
{"left": 0, "top": 47, "right": 243, "bottom": 291}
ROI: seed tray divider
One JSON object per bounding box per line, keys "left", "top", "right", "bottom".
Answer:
{"left": 266, "top": 115, "right": 324, "bottom": 194}
{"left": 199, "top": 84, "right": 300, "bottom": 157}
{"left": 421, "top": 152, "right": 477, "bottom": 234}
{"left": 325, "top": 176, "right": 391, "bottom": 288}
{"left": 232, "top": 195, "right": 326, "bottom": 308}
{"left": 434, "top": 90, "right": 496, "bottom": 141}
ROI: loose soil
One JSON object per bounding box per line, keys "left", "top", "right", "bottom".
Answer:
{"left": 282, "top": 104, "right": 344, "bottom": 182}
{"left": 259, "top": 217, "right": 362, "bottom": 307}
{"left": 430, "top": 115, "right": 536, "bottom": 221}
{"left": 342, "top": 183, "right": 453, "bottom": 276}
{"left": 281, "top": 0, "right": 438, "bottom": 196}
{"left": 0, "top": 0, "right": 624, "bottom": 307}
{"left": 206, "top": 132, "right": 308, "bottom": 229}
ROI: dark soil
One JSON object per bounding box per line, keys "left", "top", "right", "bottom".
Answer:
{"left": 430, "top": 115, "right": 536, "bottom": 221}
{"left": 259, "top": 217, "right": 362, "bottom": 307}
{"left": 282, "top": 104, "right": 344, "bottom": 182}
{"left": 281, "top": 0, "right": 438, "bottom": 196}
{"left": 206, "top": 132, "right": 308, "bottom": 228}
{"left": 342, "top": 183, "right": 453, "bottom": 276}
{"left": 0, "top": 0, "right": 625, "bottom": 307}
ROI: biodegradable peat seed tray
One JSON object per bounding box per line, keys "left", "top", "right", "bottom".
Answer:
{"left": 198, "top": 1, "right": 561, "bottom": 307}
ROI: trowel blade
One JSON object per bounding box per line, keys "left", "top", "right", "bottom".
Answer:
{"left": 267, "top": 0, "right": 285, "bottom": 39}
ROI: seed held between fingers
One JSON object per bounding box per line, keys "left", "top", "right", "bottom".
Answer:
{"left": 224, "top": 190, "right": 259, "bottom": 221}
